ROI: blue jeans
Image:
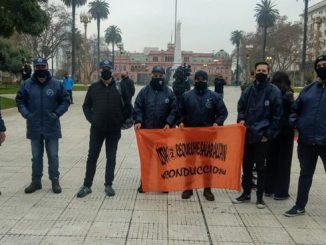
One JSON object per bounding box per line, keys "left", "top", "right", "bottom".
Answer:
{"left": 31, "top": 136, "right": 60, "bottom": 182}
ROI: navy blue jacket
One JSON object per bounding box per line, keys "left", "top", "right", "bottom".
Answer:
{"left": 180, "top": 88, "right": 228, "bottom": 127}
{"left": 0, "top": 107, "right": 5, "bottom": 132}
{"left": 238, "top": 80, "right": 282, "bottom": 143}
{"left": 134, "top": 85, "right": 176, "bottom": 129}
{"left": 290, "top": 81, "right": 326, "bottom": 145}
{"left": 16, "top": 75, "right": 70, "bottom": 139}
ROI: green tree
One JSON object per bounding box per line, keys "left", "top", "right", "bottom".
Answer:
{"left": 0, "top": 0, "right": 50, "bottom": 38}
{"left": 88, "top": 0, "right": 110, "bottom": 67}
{"left": 61, "top": 0, "right": 87, "bottom": 80}
{"left": 230, "top": 30, "right": 244, "bottom": 85}
{"left": 254, "top": 0, "right": 279, "bottom": 60}
{"left": 0, "top": 38, "right": 30, "bottom": 74}
{"left": 105, "top": 25, "right": 122, "bottom": 67}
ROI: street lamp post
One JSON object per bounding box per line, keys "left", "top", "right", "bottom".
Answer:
{"left": 80, "top": 13, "right": 92, "bottom": 84}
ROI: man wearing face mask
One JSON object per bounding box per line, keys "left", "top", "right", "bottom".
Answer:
{"left": 134, "top": 66, "right": 177, "bottom": 193}
{"left": 178, "top": 70, "right": 228, "bottom": 201}
{"left": 120, "top": 72, "right": 135, "bottom": 100}
{"left": 77, "top": 60, "right": 132, "bottom": 198}
{"left": 284, "top": 55, "right": 326, "bottom": 217}
{"left": 232, "top": 61, "right": 282, "bottom": 209}
{"left": 16, "top": 57, "right": 70, "bottom": 194}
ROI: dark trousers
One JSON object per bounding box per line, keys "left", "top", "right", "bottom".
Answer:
{"left": 83, "top": 126, "right": 121, "bottom": 188}
{"left": 242, "top": 141, "right": 270, "bottom": 199}
{"left": 265, "top": 128, "right": 294, "bottom": 197}
{"left": 295, "top": 144, "right": 326, "bottom": 209}
{"left": 67, "top": 90, "right": 73, "bottom": 103}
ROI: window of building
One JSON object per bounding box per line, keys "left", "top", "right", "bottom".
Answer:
{"left": 184, "top": 56, "right": 190, "bottom": 62}
{"left": 153, "top": 56, "right": 158, "bottom": 62}
{"left": 164, "top": 56, "right": 174, "bottom": 62}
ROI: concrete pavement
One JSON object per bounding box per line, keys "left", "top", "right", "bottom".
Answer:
{"left": 0, "top": 86, "right": 326, "bottom": 244}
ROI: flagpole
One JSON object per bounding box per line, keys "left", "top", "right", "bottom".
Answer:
{"left": 175, "top": 0, "right": 177, "bottom": 44}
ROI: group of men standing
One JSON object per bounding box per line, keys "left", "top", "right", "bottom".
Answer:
{"left": 0, "top": 54, "right": 325, "bottom": 217}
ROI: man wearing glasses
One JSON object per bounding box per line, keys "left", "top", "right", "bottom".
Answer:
{"left": 284, "top": 55, "right": 326, "bottom": 217}
{"left": 134, "top": 66, "right": 177, "bottom": 193}
{"left": 16, "top": 57, "right": 70, "bottom": 194}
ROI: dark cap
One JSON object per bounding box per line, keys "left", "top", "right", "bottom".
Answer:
{"left": 152, "top": 66, "right": 165, "bottom": 74}
{"left": 33, "top": 57, "right": 48, "bottom": 66}
{"left": 99, "top": 60, "right": 113, "bottom": 69}
{"left": 195, "top": 70, "right": 208, "bottom": 80}
{"left": 314, "top": 54, "right": 326, "bottom": 70}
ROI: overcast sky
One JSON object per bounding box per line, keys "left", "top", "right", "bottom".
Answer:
{"left": 51, "top": 0, "right": 321, "bottom": 54}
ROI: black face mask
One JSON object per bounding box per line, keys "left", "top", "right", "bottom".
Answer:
{"left": 316, "top": 67, "right": 326, "bottom": 80}
{"left": 194, "top": 81, "right": 207, "bottom": 91}
{"left": 121, "top": 75, "right": 126, "bottom": 79}
{"left": 34, "top": 70, "right": 49, "bottom": 79}
{"left": 150, "top": 78, "right": 164, "bottom": 90}
{"left": 255, "top": 73, "right": 268, "bottom": 83}
{"left": 101, "top": 70, "right": 112, "bottom": 80}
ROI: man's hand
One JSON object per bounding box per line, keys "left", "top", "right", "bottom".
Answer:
{"left": 213, "top": 123, "right": 219, "bottom": 127}
{"left": 0, "top": 132, "right": 6, "bottom": 145}
{"left": 178, "top": 122, "right": 185, "bottom": 128}
{"left": 163, "top": 124, "right": 170, "bottom": 129}
{"left": 239, "top": 120, "right": 245, "bottom": 125}
{"left": 134, "top": 123, "right": 141, "bottom": 130}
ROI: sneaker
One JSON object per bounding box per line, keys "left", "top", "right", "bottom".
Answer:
{"left": 284, "top": 206, "right": 305, "bottom": 217}
{"left": 76, "top": 186, "right": 92, "bottom": 198}
{"left": 203, "top": 188, "right": 215, "bottom": 201}
{"left": 181, "top": 189, "right": 193, "bottom": 199}
{"left": 232, "top": 192, "right": 251, "bottom": 204}
{"left": 24, "top": 182, "right": 42, "bottom": 194}
{"left": 105, "top": 185, "right": 115, "bottom": 197}
{"left": 137, "top": 185, "right": 144, "bottom": 193}
{"left": 274, "top": 195, "right": 290, "bottom": 200}
{"left": 51, "top": 179, "right": 62, "bottom": 194}
{"left": 256, "top": 199, "right": 266, "bottom": 209}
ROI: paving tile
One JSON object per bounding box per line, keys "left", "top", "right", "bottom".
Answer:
{"left": 247, "top": 227, "right": 294, "bottom": 244}
{"left": 134, "top": 200, "right": 167, "bottom": 211}
{"left": 0, "top": 220, "right": 17, "bottom": 234}
{"left": 101, "top": 198, "right": 135, "bottom": 210}
{"left": 0, "top": 235, "right": 44, "bottom": 245}
{"left": 95, "top": 209, "right": 132, "bottom": 223}
{"left": 8, "top": 220, "right": 54, "bottom": 235}
{"left": 285, "top": 228, "right": 326, "bottom": 244}
{"left": 132, "top": 210, "right": 167, "bottom": 223}
{"left": 205, "top": 213, "right": 243, "bottom": 227}
{"left": 41, "top": 236, "right": 84, "bottom": 244}
{"left": 47, "top": 220, "right": 92, "bottom": 237}
{"left": 240, "top": 213, "right": 282, "bottom": 228}
{"left": 87, "top": 222, "right": 129, "bottom": 238}
{"left": 23, "top": 207, "right": 62, "bottom": 221}
{"left": 0, "top": 207, "right": 31, "bottom": 220}
{"left": 168, "top": 224, "right": 208, "bottom": 241}
{"left": 168, "top": 211, "right": 204, "bottom": 226}
{"left": 57, "top": 208, "right": 98, "bottom": 222}
{"left": 276, "top": 214, "right": 321, "bottom": 229}
{"left": 84, "top": 237, "right": 126, "bottom": 245}
{"left": 169, "top": 241, "right": 210, "bottom": 245}
{"left": 167, "top": 200, "right": 200, "bottom": 212}
{"left": 126, "top": 239, "right": 168, "bottom": 245}
{"left": 210, "top": 226, "right": 252, "bottom": 243}
{"left": 128, "top": 222, "right": 167, "bottom": 240}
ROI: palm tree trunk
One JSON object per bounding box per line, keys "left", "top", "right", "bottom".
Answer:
{"left": 236, "top": 44, "right": 240, "bottom": 85}
{"left": 262, "top": 26, "right": 267, "bottom": 60}
{"left": 71, "top": 0, "right": 76, "bottom": 80}
{"left": 112, "top": 42, "right": 115, "bottom": 68}
{"left": 301, "top": 0, "right": 308, "bottom": 85}
{"left": 97, "top": 18, "right": 100, "bottom": 69}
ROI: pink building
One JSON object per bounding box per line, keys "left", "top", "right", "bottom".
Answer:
{"left": 113, "top": 44, "right": 232, "bottom": 84}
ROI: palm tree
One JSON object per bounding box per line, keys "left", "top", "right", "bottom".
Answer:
{"left": 88, "top": 0, "right": 110, "bottom": 67}
{"left": 230, "top": 30, "right": 244, "bottom": 85}
{"left": 254, "top": 0, "right": 279, "bottom": 60}
{"left": 61, "top": 0, "right": 87, "bottom": 80}
{"left": 105, "top": 25, "right": 122, "bottom": 67}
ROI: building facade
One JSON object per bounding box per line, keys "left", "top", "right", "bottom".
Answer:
{"left": 111, "top": 44, "right": 232, "bottom": 84}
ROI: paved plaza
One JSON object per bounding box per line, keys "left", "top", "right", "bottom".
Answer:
{"left": 0, "top": 86, "right": 326, "bottom": 245}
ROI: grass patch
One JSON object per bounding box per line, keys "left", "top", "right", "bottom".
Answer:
{"left": 0, "top": 84, "right": 19, "bottom": 94}
{"left": 0, "top": 96, "right": 16, "bottom": 109}
{"left": 293, "top": 87, "right": 303, "bottom": 93}
{"left": 73, "top": 84, "right": 89, "bottom": 91}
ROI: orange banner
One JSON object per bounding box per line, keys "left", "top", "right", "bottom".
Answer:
{"left": 135, "top": 124, "right": 246, "bottom": 192}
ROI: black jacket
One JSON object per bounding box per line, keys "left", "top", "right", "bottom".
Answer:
{"left": 0, "top": 106, "right": 5, "bottom": 132}
{"left": 290, "top": 81, "right": 326, "bottom": 145}
{"left": 179, "top": 88, "right": 228, "bottom": 127}
{"left": 238, "top": 80, "right": 283, "bottom": 143}
{"left": 83, "top": 79, "right": 131, "bottom": 133}
{"left": 214, "top": 78, "right": 226, "bottom": 94}
{"left": 121, "top": 76, "right": 135, "bottom": 99}
{"left": 133, "top": 85, "right": 177, "bottom": 129}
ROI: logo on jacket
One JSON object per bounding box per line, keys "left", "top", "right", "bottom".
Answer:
{"left": 165, "top": 98, "right": 170, "bottom": 104}
{"left": 46, "top": 89, "right": 54, "bottom": 96}
{"left": 205, "top": 98, "right": 213, "bottom": 108}
{"left": 264, "top": 100, "right": 270, "bottom": 106}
